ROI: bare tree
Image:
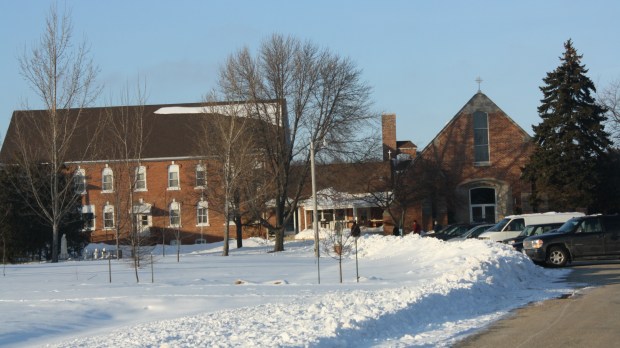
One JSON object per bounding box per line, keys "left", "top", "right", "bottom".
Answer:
{"left": 321, "top": 221, "right": 356, "bottom": 283}
{"left": 599, "top": 78, "right": 620, "bottom": 146}
{"left": 218, "top": 34, "right": 375, "bottom": 252}
{"left": 364, "top": 161, "right": 415, "bottom": 234}
{"left": 104, "top": 80, "right": 152, "bottom": 281}
{"left": 10, "top": 4, "right": 100, "bottom": 262}
{"left": 200, "top": 101, "right": 261, "bottom": 256}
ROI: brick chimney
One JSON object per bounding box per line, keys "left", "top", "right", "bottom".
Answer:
{"left": 382, "top": 113, "right": 397, "bottom": 161}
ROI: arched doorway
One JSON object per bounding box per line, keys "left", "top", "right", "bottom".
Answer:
{"left": 470, "top": 187, "right": 496, "bottom": 223}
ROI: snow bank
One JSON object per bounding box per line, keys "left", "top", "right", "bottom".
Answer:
{"left": 1, "top": 235, "right": 571, "bottom": 348}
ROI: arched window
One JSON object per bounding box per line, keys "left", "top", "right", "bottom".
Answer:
{"left": 102, "top": 166, "right": 114, "bottom": 192}
{"left": 197, "top": 199, "right": 209, "bottom": 226}
{"left": 168, "top": 162, "right": 180, "bottom": 190}
{"left": 74, "top": 167, "right": 86, "bottom": 194}
{"left": 135, "top": 165, "right": 147, "bottom": 191}
{"left": 103, "top": 203, "right": 115, "bottom": 229}
{"left": 470, "top": 187, "right": 496, "bottom": 223}
{"left": 169, "top": 199, "right": 181, "bottom": 227}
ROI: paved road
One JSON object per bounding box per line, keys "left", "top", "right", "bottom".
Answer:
{"left": 454, "top": 261, "right": 620, "bottom": 348}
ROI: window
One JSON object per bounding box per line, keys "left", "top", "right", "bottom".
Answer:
{"left": 195, "top": 164, "right": 206, "bottom": 188}
{"left": 470, "top": 187, "right": 495, "bottom": 223}
{"left": 580, "top": 219, "right": 602, "bottom": 233}
{"left": 135, "top": 166, "right": 147, "bottom": 191}
{"left": 74, "top": 167, "right": 86, "bottom": 194}
{"left": 103, "top": 204, "right": 114, "bottom": 229}
{"left": 81, "top": 205, "right": 95, "bottom": 231}
{"left": 170, "top": 200, "right": 181, "bottom": 227}
{"left": 102, "top": 166, "right": 114, "bottom": 192}
{"left": 133, "top": 200, "right": 152, "bottom": 234}
{"left": 507, "top": 218, "right": 525, "bottom": 232}
{"left": 168, "top": 163, "right": 180, "bottom": 190}
{"left": 197, "top": 200, "right": 209, "bottom": 226}
{"left": 473, "top": 111, "right": 490, "bottom": 164}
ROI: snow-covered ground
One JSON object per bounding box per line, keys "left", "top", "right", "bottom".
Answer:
{"left": 0, "top": 231, "right": 574, "bottom": 347}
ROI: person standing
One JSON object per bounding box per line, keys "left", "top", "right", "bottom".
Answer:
{"left": 412, "top": 220, "right": 421, "bottom": 234}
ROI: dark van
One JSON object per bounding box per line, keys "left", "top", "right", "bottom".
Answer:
{"left": 523, "top": 215, "right": 620, "bottom": 267}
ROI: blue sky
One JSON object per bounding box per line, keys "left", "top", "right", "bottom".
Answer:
{"left": 1, "top": 0, "right": 619, "bottom": 148}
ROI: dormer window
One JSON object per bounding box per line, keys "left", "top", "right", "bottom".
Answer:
{"left": 102, "top": 166, "right": 114, "bottom": 192}
{"left": 473, "top": 111, "right": 490, "bottom": 164}
{"left": 168, "top": 162, "right": 180, "bottom": 190}
{"left": 74, "top": 167, "right": 86, "bottom": 194}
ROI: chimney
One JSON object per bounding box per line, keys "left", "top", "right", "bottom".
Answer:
{"left": 382, "top": 114, "right": 397, "bottom": 161}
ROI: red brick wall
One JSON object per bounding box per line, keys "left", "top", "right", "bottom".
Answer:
{"left": 413, "top": 103, "right": 533, "bottom": 228}
{"left": 76, "top": 159, "right": 234, "bottom": 244}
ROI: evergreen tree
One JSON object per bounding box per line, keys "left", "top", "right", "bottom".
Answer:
{"left": 524, "top": 40, "right": 611, "bottom": 212}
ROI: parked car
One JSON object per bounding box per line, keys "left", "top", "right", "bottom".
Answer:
{"left": 478, "top": 212, "right": 584, "bottom": 242}
{"left": 448, "top": 224, "right": 494, "bottom": 242}
{"left": 502, "top": 223, "right": 563, "bottom": 252}
{"left": 425, "top": 223, "right": 487, "bottom": 241}
{"left": 523, "top": 215, "right": 620, "bottom": 267}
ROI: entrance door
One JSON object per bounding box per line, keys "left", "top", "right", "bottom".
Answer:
{"left": 470, "top": 188, "right": 496, "bottom": 223}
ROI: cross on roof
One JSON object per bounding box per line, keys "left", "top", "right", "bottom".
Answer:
{"left": 476, "top": 76, "right": 483, "bottom": 92}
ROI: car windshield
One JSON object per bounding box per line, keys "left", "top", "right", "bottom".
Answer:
{"left": 556, "top": 218, "right": 581, "bottom": 234}
{"left": 440, "top": 225, "right": 459, "bottom": 235}
{"left": 445, "top": 226, "right": 464, "bottom": 236}
{"left": 467, "top": 224, "right": 491, "bottom": 238}
{"left": 488, "top": 218, "right": 509, "bottom": 232}
{"left": 450, "top": 226, "right": 471, "bottom": 236}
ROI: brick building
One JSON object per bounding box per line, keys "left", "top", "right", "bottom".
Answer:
{"left": 0, "top": 91, "right": 536, "bottom": 241}
{"left": 0, "top": 101, "right": 282, "bottom": 245}
{"left": 410, "top": 92, "right": 534, "bottom": 230}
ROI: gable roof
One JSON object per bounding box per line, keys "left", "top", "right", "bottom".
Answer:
{"left": 0, "top": 100, "right": 283, "bottom": 163}
{"left": 419, "top": 92, "right": 531, "bottom": 155}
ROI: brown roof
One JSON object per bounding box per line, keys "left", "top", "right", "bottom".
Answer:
{"left": 0, "top": 101, "right": 281, "bottom": 163}
{"left": 397, "top": 140, "right": 417, "bottom": 149}
{"left": 296, "top": 161, "right": 391, "bottom": 199}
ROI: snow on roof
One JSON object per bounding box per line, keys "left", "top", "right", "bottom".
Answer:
{"left": 154, "top": 102, "right": 281, "bottom": 126}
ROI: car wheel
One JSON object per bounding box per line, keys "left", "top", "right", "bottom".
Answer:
{"left": 546, "top": 246, "right": 569, "bottom": 267}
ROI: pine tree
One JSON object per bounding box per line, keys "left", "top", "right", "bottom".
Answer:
{"left": 524, "top": 40, "right": 611, "bottom": 212}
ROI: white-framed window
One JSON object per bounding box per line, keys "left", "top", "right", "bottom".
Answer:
{"left": 169, "top": 199, "right": 181, "bottom": 227}
{"left": 135, "top": 165, "right": 147, "bottom": 191}
{"left": 470, "top": 187, "right": 496, "bottom": 223}
{"left": 473, "top": 111, "right": 490, "bottom": 164}
{"left": 168, "top": 162, "right": 180, "bottom": 190}
{"left": 195, "top": 163, "right": 206, "bottom": 188}
{"left": 133, "top": 200, "right": 152, "bottom": 234}
{"left": 197, "top": 199, "right": 209, "bottom": 226}
{"left": 102, "top": 166, "right": 114, "bottom": 192}
{"left": 74, "top": 167, "right": 86, "bottom": 194}
{"left": 81, "top": 205, "right": 95, "bottom": 231}
{"left": 103, "top": 203, "right": 115, "bottom": 229}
